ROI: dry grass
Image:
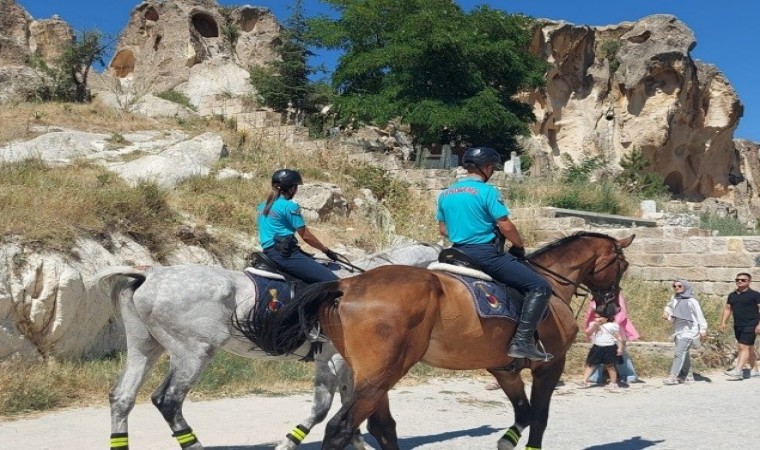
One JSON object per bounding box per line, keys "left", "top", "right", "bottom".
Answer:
{"left": 0, "top": 159, "right": 178, "bottom": 256}
{"left": 0, "top": 101, "right": 172, "bottom": 145}
{"left": 504, "top": 177, "right": 641, "bottom": 216}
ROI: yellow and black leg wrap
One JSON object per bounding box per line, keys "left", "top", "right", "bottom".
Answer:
{"left": 110, "top": 432, "right": 129, "bottom": 449}
{"left": 502, "top": 426, "right": 522, "bottom": 447}
{"left": 286, "top": 424, "right": 311, "bottom": 445}
{"left": 172, "top": 427, "right": 199, "bottom": 448}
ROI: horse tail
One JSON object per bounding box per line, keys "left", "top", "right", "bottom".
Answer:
{"left": 94, "top": 266, "right": 148, "bottom": 320}
{"left": 233, "top": 280, "right": 343, "bottom": 356}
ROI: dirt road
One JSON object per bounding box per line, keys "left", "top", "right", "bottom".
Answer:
{"left": 0, "top": 370, "right": 754, "bottom": 449}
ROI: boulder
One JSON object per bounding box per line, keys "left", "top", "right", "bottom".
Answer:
{"left": 296, "top": 183, "right": 349, "bottom": 221}
{"left": 107, "top": 132, "right": 226, "bottom": 187}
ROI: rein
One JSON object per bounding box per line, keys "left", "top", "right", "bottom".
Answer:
{"left": 525, "top": 238, "right": 625, "bottom": 317}
{"left": 333, "top": 254, "right": 366, "bottom": 273}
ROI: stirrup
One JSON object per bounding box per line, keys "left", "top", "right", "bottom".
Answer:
{"left": 508, "top": 340, "right": 553, "bottom": 362}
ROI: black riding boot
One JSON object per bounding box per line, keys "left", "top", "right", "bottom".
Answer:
{"left": 508, "top": 289, "right": 553, "bottom": 361}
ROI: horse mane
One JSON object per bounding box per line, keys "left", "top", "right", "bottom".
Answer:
{"left": 528, "top": 231, "right": 616, "bottom": 258}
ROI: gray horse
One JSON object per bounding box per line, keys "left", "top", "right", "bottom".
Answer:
{"left": 96, "top": 243, "right": 441, "bottom": 450}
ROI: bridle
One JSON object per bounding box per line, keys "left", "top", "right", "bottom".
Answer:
{"left": 526, "top": 239, "right": 626, "bottom": 313}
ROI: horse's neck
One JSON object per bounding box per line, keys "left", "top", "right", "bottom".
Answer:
{"left": 532, "top": 244, "right": 596, "bottom": 304}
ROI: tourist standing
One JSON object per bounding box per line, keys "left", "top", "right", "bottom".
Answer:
{"left": 662, "top": 279, "right": 707, "bottom": 385}
{"left": 719, "top": 272, "right": 760, "bottom": 379}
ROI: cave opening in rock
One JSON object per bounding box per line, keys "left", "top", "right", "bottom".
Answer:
{"left": 144, "top": 6, "right": 159, "bottom": 22}
{"left": 191, "top": 13, "right": 219, "bottom": 38}
{"left": 110, "top": 49, "right": 136, "bottom": 78}
{"left": 239, "top": 7, "right": 260, "bottom": 33}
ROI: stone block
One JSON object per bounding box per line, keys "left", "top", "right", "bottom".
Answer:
{"left": 629, "top": 228, "right": 665, "bottom": 239}
{"left": 661, "top": 254, "right": 698, "bottom": 267}
{"left": 639, "top": 239, "right": 685, "bottom": 254}
{"left": 699, "top": 253, "right": 756, "bottom": 268}
{"left": 629, "top": 254, "right": 665, "bottom": 266}
{"left": 727, "top": 238, "right": 744, "bottom": 252}
{"left": 681, "top": 238, "right": 710, "bottom": 253}
{"left": 742, "top": 238, "right": 760, "bottom": 252}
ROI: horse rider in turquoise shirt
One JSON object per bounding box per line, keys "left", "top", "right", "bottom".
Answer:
{"left": 258, "top": 169, "right": 340, "bottom": 283}
{"left": 436, "top": 147, "right": 553, "bottom": 361}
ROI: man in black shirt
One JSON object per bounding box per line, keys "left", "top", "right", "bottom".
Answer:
{"left": 720, "top": 272, "right": 760, "bottom": 379}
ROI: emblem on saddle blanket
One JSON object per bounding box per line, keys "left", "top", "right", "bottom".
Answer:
{"left": 243, "top": 269, "right": 292, "bottom": 316}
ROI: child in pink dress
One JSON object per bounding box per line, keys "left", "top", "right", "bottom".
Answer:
{"left": 583, "top": 293, "right": 640, "bottom": 384}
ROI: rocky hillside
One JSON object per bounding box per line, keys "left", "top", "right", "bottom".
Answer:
{"left": 1, "top": 0, "right": 759, "bottom": 363}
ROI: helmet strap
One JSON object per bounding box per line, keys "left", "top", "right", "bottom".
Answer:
{"left": 475, "top": 165, "right": 491, "bottom": 182}
{"left": 280, "top": 185, "right": 297, "bottom": 199}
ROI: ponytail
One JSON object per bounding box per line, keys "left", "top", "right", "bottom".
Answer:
{"left": 262, "top": 187, "right": 280, "bottom": 216}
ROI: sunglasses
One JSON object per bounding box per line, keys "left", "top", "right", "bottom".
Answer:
{"left": 672, "top": 284, "right": 683, "bottom": 288}
{"left": 735, "top": 278, "right": 750, "bottom": 282}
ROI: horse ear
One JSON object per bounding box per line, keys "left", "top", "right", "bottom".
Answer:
{"left": 617, "top": 234, "right": 635, "bottom": 248}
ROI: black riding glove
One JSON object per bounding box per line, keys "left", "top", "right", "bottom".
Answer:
{"left": 324, "top": 249, "right": 340, "bottom": 261}
{"left": 508, "top": 246, "right": 526, "bottom": 259}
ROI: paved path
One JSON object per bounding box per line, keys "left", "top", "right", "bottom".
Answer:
{"left": 0, "top": 370, "right": 755, "bottom": 449}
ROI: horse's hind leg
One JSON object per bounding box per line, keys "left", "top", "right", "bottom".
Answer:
{"left": 276, "top": 349, "right": 368, "bottom": 450}
{"left": 367, "top": 392, "right": 398, "bottom": 450}
{"left": 525, "top": 356, "right": 566, "bottom": 450}
{"left": 110, "top": 317, "right": 164, "bottom": 449}
{"left": 151, "top": 342, "right": 217, "bottom": 450}
{"left": 488, "top": 368, "right": 531, "bottom": 450}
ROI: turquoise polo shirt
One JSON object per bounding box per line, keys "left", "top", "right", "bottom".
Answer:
{"left": 257, "top": 197, "right": 306, "bottom": 249}
{"left": 436, "top": 177, "right": 510, "bottom": 245}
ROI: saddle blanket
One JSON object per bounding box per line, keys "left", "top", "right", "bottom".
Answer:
{"left": 447, "top": 273, "right": 523, "bottom": 321}
{"left": 243, "top": 269, "right": 291, "bottom": 317}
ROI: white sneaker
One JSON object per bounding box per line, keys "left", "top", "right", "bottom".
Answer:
{"left": 751, "top": 370, "right": 760, "bottom": 378}
{"left": 724, "top": 368, "right": 743, "bottom": 379}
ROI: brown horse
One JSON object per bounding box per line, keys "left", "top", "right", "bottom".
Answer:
{"left": 237, "top": 232, "right": 634, "bottom": 449}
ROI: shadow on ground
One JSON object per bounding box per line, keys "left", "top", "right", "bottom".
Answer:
{"left": 206, "top": 424, "right": 500, "bottom": 449}
{"left": 584, "top": 436, "right": 666, "bottom": 450}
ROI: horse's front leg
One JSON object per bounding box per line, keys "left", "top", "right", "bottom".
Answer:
{"left": 488, "top": 367, "right": 531, "bottom": 450}
{"left": 525, "top": 355, "right": 566, "bottom": 450}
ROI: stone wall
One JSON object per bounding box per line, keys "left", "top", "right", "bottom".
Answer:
{"left": 606, "top": 227, "right": 760, "bottom": 295}
{"left": 515, "top": 210, "right": 760, "bottom": 296}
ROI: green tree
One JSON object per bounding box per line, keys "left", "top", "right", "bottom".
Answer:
{"left": 250, "top": 0, "right": 329, "bottom": 124}
{"left": 308, "top": 0, "right": 547, "bottom": 152}
{"left": 29, "top": 29, "right": 109, "bottom": 102}
{"left": 617, "top": 148, "right": 669, "bottom": 197}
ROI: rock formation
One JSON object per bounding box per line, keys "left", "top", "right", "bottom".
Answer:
{"left": 522, "top": 14, "right": 744, "bottom": 201}
{"left": 0, "top": 0, "right": 73, "bottom": 102}
{"left": 100, "top": 0, "right": 281, "bottom": 116}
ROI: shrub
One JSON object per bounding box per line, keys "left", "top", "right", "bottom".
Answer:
{"left": 700, "top": 214, "right": 759, "bottom": 236}
{"left": 155, "top": 90, "right": 196, "bottom": 111}
{"left": 617, "top": 148, "right": 670, "bottom": 198}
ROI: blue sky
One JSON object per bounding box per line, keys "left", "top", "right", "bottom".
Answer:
{"left": 17, "top": 0, "right": 760, "bottom": 141}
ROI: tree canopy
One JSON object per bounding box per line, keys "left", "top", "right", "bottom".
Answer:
{"left": 250, "top": 0, "right": 331, "bottom": 125}
{"left": 308, "top": 0, "right": 547, "bottom": 151}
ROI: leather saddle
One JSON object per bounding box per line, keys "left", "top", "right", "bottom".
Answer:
{"left": 437, "top": 248, "right": 484, "bottom": 272}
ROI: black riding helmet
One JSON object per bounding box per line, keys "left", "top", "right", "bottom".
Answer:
{"left": 271, "top": 169, "right": 303, "bottom": 190}
{"left": 462, "top": 147, "right": 501, "bottom": 168}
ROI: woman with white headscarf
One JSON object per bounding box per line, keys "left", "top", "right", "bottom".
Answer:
{"left": 662, "top": 278, "right": 708, "bottom": 385}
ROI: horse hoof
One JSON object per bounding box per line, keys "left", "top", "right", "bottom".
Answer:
{"left": 497, "top": 439, "right": 517, "bottom": 450}
{"left": 274, "top": 441, "right": 297, "bottom": 450}
{"left": 352, "top": 437, "right": 372, "bottom": 450}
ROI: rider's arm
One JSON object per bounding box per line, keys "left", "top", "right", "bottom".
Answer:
{"left": 438, "top": 222, "right": 448, "bottom": 238}
{"left": 296, "top": 226, "right": 329, "bottom": 253}
{"left": 495, "top": 217, "right": 524, "bottom": 248}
